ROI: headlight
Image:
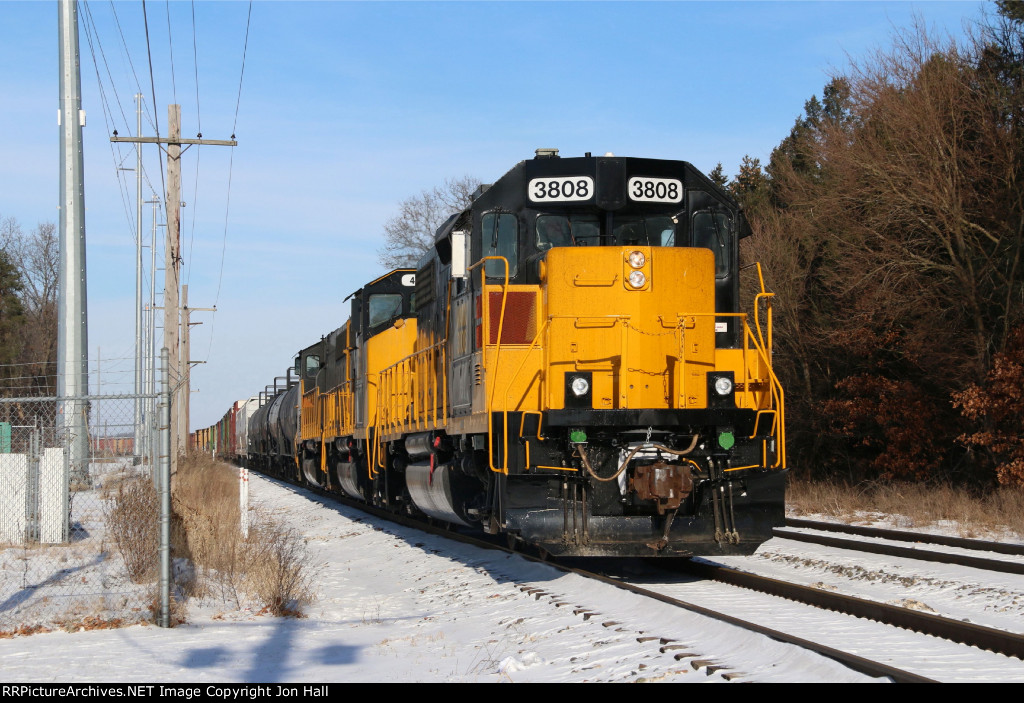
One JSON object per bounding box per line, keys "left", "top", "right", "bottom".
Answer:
{"left": 627, "top": 250, "right": 646, "bottom": 268}
{"left": 570, "top": 376, "right": 590, "bottom": 397}
{"left": 714, "top": 376, "right": 733, "bottom": 396}
{"left": 628, "top": 270, "right": 646, "bottom": 288}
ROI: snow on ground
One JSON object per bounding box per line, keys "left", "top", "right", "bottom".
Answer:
{"left": 0, "top": 473, "right": 872, "bottom": 683}
{"left": 0, "top": 458, "right": 151, "bottom": 632}
{"left": 2, "top": 472, "right": 1022, "bottom": 682}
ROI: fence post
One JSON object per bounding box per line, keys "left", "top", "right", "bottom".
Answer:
{"left": 158, "top": 347, "right": 171, "bottom": 627}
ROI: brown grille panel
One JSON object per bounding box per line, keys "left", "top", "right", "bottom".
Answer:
{"left": 488, "top": 291, "right": 537, "bottom": 344}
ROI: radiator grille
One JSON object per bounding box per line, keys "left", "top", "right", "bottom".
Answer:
{"left": 488, "top": 290, "right": 537, "bottom": 344}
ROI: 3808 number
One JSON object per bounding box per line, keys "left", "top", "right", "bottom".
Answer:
{"left": 528, "top": 176, "right": 593, "bottom": 202}
{"left": 628, "top": 177, "right": 682, "bottom": 203}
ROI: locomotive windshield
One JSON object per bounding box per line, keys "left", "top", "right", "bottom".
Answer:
{"left": 535, "top": 215, "right": 599, "bottom": 249}
{"left": 534, "top": 214, "right": 676, "bottom": 249}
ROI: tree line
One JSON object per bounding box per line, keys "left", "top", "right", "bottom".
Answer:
{"left": 0, "top": 214, "right": 59, "bottom": 397}
{"left": 376, "top": 7, "right": 1024, "bottom": 490}
{"left": 720, "top": 4, "right": 1024, "bottom": 488}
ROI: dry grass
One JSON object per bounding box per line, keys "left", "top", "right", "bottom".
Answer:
{"left": 102, "top": 475, "right": 159, "bottom": 583}
{"left": 787, "top": 477, "right": 1024, "bottom": 539}
{"left": 244, "top": 517, "right": 316, "bottom": 617}
{"left": 173, "top": 453, "right": 245, "bottom": 605}
{"left": 173, "top": 453, "right": 317, "bottom": 616}
{"left": 102, "top": 453, "right": 317, "bottom": 621}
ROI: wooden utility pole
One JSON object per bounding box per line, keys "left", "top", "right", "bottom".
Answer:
{"left": 111, "top": 105, "right": 236, "bottom": 474}
{"left": 166, "top": 105, "right": 181, "bottom": 467}
{"left": 180, "top": 284, "right": 215, "bottom": 453}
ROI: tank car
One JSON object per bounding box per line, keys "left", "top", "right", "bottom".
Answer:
{"left": 225, "top": 150, "right": 786, "bottom": 557}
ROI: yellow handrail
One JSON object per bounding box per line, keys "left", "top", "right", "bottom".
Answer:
{"left": 491, "top": 319, "right": 550, "bottom": 473}
{"left": 467, "top": 256, "right": 510, "bottom": 476}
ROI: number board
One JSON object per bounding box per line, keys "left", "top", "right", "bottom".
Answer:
{"left": 628, "top": 177, "right": 682, "bottom": 203}
{"left": 528, "top": 176, "right": 594, "bottom": 203}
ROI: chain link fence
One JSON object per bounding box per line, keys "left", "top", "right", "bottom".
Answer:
{"left": 0, "top": 393, "right": 166, "bottom": 632}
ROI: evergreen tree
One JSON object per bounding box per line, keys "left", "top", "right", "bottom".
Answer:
{"left": 707, "top": 162, "right": 729, "bottom": 189}
{"left": 997, "top": 0, "right": 1024, "bottom": 24}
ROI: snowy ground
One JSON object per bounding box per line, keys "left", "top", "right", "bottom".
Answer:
{"left": 0, "top": 472, "right": 1021, "bottom": 683}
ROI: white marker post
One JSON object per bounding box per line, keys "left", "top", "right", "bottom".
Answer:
{"left": 239, "top": 466, "right": 249, "bottom": 538}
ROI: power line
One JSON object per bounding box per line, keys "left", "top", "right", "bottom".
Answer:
{"left": 165, "top": 0, "right": 177, "bottom": 106}
{"left": 108, "top": 0, "right": 157, "bottom": 134}
{"left": 185, "top": 0, "right": 202, "bottom": 289}
{"left": 141, "top": 0, "right": 166, "bottom": 207}
{"left": 191, "top": 0, "right": 201, "bottom": 135}
{"left": 232, "top": 1, "right": 252, "bottom": 136}
{"left": 80, "top": 2, "right": 137, "bottom": 241}
{"left": 206, "top": 0, "right": 253, "bottom": 363}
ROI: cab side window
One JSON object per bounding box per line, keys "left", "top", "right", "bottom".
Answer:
{"left": 692, "top": 211, "right": 732, "bottom": 278}
{"left": 368, "top": 294, "right": 403, "bottom": 328}
{"left": 305, "top": 354, "right": 320, "bottom": 378}
{"left": 482, "top": 212, "right": 518, "bottom": 279}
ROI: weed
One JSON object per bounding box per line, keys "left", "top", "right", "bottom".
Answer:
{"left": 103, "top": 475, "right": 158, "bottom": 583}
{"left": 172, "top": 454, "right": 317, "bottom": 617}
{"left": 244, "top": 515, "right": 316, "bottom": 617}
{"left": 787, "top": 477, "right": 1024, "bottom": 538}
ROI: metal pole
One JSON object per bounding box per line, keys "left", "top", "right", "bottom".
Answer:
{"left": 135, "top": 94, "right": 143, "bottom": 461}
{"left": 147, "top": 200, "right": 160, "bottom": 466}
{"left": 158, "top": 347, "right": 171, "bottom": 627}
{"left": 58, "top": 0, "right": 89, "bottom": 486}
{"left": 181, "top": 284, "right": 189, "bottom": 454}
{"left": 95, "top": 346, "right": 100, "bottom": 452}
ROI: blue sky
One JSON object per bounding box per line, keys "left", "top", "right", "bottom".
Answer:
{"left": 0, "top": 0, "right": 985, "bottom": 430}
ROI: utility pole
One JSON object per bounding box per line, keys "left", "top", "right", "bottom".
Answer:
{"left": 58, "top": 0, "right": 90, "bottom": 491}
{"left": 166, "top": 105, "right": 181, "bottom": 470}
{"left": 112, "top": 105, "right": 236, "bottom": 475}
{"left": 179, "top": 284, "right": 215, "bottom": 453}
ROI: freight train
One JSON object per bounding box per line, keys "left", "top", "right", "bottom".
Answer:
{"left": 193, "top": 150, "right": 787, "bottom": 557}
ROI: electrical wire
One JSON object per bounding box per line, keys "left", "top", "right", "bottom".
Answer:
{"left": 141, "top": 0, "right": 166, "bottom": 206}
{"left": 165, "top": 0, "right": 177, "bottom": 106}
{"left": 205, "top": 1, "right": 253, "bottom": 363}
{"left": 185, "top": 0, "right": 202, "bottom": 289}
{"left": 108, "top": 0, "right": 157, "bottom": 133}
{"left": 80, "top": 2, "right": 137, "bottom": 241}
{"left": 232, "top": 1, "right": 252, "bottom": 136}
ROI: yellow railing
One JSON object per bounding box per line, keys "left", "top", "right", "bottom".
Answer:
{"left": 300, "top": 385, "right": 320, "bottom": 442}
{"left": 491, "top": 319, "right": 549, "bottom": 474}
{"left": 471, "top": 256, "right": 511, "bottom": 475}
{"left": 375, "top": 340, "right": 449, "bottom": 440}
{"left": 364, "top": 256, "right": 784, "bottom": 476}
{"left": 481, "top": 309, "right": 784, "bottom": 472}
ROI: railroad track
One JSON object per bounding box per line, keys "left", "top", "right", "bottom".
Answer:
{"left": 777, "top": 519, "right": 1024, "bottom": 576}
{"left": 268, "top": 474, "right": 939, "bottom": 682}
{"left": 672, "top": 558, "right": 1024, "bottom": 661}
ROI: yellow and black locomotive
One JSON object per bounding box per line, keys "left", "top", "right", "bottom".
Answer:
{"left": 199, "top": 150, "right": 786, "bottom": 556}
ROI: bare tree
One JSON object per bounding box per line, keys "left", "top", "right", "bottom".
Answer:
{"left": 0, "top": 217, "right": 58, "bottom": 395}
{"left": 378, "top": 176, "right": 481, "bottom": 269}
{"left": 744, "top": 19, "right": 1024, "bottom": 483}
